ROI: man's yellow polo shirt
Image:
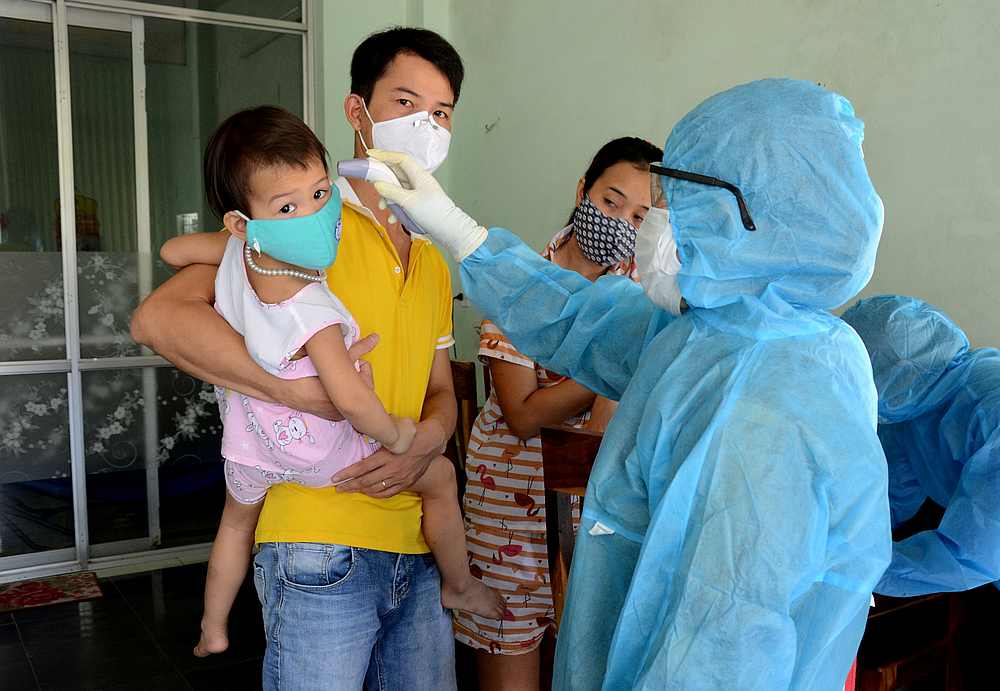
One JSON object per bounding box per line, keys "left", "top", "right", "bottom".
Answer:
{"left": 254, "top": 182, "right": 454, "bottom": 553}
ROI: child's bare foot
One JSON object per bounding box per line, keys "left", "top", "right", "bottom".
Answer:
{"left": 193, "top": 619, "right": 229, "bottom": 657}
{"left": 442, "top": 579, "right": 508, "bottom": 619}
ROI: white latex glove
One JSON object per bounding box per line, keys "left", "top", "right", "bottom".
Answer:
{"left": 368, "top": 149, "right": 488, "bottom": 262}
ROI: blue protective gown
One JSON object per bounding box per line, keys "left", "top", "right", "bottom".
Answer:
{"left": 456, "top": 79, "right": 891, "bottom": 690}
{"left": 842, "top": 295, "right": 1000, "bottom": 597}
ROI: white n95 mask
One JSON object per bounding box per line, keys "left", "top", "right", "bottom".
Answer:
{"left": 635, "top": 207, "right": 684, "bottom": 315}
{"left": 361, "top": 100, "right": 451, "bottom": 173}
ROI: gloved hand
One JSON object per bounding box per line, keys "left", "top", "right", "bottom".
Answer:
{"left": 368, "top": 149, "right": 488, "bottom": 262}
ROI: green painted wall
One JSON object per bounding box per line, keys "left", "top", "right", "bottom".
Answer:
{"left": 318, "top": 1, "right": 1000, "bottom": 355}
{"left": 315, "top": 0, "right": 450, "bottom": 177}
{"left": 312, "top": 0, "right": 469, "bottom": 351}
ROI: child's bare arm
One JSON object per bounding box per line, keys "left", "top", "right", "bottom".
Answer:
{"left": 304, "top": 327, "right": 414, "bottom": 453}
{"left": 161, "top": 231, "right": 230, "bottom": 270}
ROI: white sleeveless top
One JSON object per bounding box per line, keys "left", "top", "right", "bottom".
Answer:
{"left": 214, "top": 235, "right": 359, "bottom": 376}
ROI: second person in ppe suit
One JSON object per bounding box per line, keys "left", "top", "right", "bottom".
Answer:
{"left": 371, "top": 78, "right": 891, "bottom": 690}
{"left": 843, "top": 295, "right": 1000, "bottom": 597}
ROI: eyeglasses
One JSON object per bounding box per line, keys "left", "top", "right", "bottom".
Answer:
{"left": 649, "top": 163, "right": 756, "bottom": 231}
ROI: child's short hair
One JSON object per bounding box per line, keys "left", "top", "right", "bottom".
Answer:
{"left": 203, "top": 105, "right": 328, "bottom": 219}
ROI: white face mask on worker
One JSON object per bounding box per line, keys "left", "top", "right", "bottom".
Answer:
{"left": 635, "top": 207, "right": 684, "bottom": 315}
{"left": 360, "top": 100, "right": 451, "bottom": 173}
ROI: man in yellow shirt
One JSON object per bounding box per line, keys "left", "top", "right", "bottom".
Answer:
{"left": 132, "top": 28, "right": 464, "bottom": 690}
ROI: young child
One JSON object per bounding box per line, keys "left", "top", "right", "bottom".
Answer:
{"left": 160, "top": 106, "right": 505, "bottom": 657}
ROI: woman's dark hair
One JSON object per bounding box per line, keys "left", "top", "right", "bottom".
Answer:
{"left": 350, "top": 27, "right": 464, "bottom": 104}
{"left": 202, "top": 105, "right": 328, "bottom": 219}
{"left": 568, "top": 136, "right": 664, "bottom": 224}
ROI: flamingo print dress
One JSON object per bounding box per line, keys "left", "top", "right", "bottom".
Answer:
{"left": 453, "top": 226, "right": 636, "bottom": 655}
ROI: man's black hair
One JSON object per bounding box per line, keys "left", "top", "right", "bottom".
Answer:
{"left": 350, "top": 27, "right": 464, "bottom": 104}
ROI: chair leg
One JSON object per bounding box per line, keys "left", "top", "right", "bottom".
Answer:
{"left": 945, "top": 593, "right": 962, "bottom": 690}
{"left": 539, "top": 623, "right": 556, "bottom": 691}
{"left": 544, "top": 489, "right": 567, "bottom": 626}
{"left": 859, "top": 667, "right": 894, "bottom": 691}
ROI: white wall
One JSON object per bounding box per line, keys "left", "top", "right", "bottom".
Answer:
{"left": 442, "top": 0, "right": 1000, "bottom": 351}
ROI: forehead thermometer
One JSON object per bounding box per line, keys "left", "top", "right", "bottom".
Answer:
{"left": 337, "top": 158, "right": 426, "bottom": 235}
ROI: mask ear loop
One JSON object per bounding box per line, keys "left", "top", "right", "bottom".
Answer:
{"left": 233, "top": 210, "right": 260, "bottom": 254}
{"left": 357, "top": 99, "right": 375, "bottom": 154}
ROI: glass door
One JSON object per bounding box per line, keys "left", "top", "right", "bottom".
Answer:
{"left": 0, "top": 0, "right": 309, "bottom": 578}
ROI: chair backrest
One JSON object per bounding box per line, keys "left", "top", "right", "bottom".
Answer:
{"left": 539, "top": 424, "right": 603, "bottom": 629}
{"left": 450, "top": 360, "right": 479, "bottom": 464}
{"left": 445, "top": 360, "right": 490, "bottom": 497}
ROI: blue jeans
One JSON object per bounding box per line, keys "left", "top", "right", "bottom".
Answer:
{"left": 253, "top": 543, "right": 456, "bottom": 691}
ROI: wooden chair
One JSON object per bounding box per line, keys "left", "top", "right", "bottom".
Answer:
{"left": 539, "top": 424, "right": 602, "bottom": 625}
{"left": 448, "top": 361, "right": 489, "bottom": 464}
{"left": 446, "top": 360, "right": 490, "bottom": 499}
{"left": 857, "top": 592, "right": 962, "bottom": 690}
{"left": 856, "top": 500, "right": 965, "bottom": 690}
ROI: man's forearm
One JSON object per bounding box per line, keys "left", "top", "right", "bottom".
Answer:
{"left": 132, "top": 265, "right": 278, "bottom": 402}
{"left": 147, "top": 302, "right": 276, "bottom": 400}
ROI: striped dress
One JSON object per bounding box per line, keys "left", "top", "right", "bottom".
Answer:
{"left": 453, "top": 225, "right": 637, "bottom": 655}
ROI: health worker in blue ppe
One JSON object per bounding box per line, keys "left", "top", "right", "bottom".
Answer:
{"left": 842, "top": 295, "right": 1000, "bottom": 597}
{"left": 370, "top": 78, "right": 892, "bottom": 690}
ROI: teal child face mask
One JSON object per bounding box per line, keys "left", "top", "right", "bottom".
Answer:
{"left": 236, "top": 186, "right": 343, "bottom": 270}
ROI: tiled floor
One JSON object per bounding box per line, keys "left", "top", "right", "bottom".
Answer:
{"left": 4, "top": 559, "right": 997, "bottom": 690}
{"left": 1, "top": 563, "right": 264, "bottom": 690}
{"left": 1, "top": 563, "right": 482, "bottom": 691}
